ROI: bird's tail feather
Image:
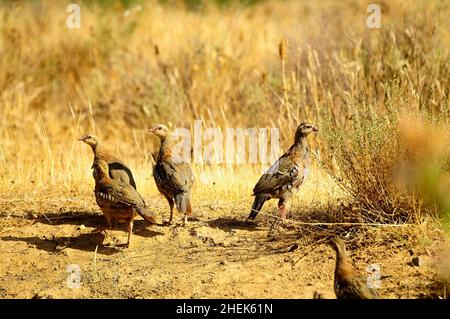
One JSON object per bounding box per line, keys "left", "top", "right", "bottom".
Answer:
{"left": 136, "top": 207, "right": 157, "bottom": 224}
{"left": 248, "top": 194, "right": 269, "bottom": 220}
{"left": 175, "top": 192, "right": 192, "bottom": 216}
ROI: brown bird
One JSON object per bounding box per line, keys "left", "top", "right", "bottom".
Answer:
{"left": 79, "top": 134, "right": 138, "bottom": 190}
{"left": 248, "top": 122, "right": 318, "bottom": 220}
{"left": 329, "top": 237, "right": 380, "bottom": 299}
{"left": 149, "top": 124, "right": 194, "bottom": 225}
{"left": 92, "top": 158, "right": 157, "bottom": 247}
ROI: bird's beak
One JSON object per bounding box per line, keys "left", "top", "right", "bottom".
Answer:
{"left": 148, "top": 127, "right": 156, "bottom": 133}
{"left": 312, "top": 126, "right": 318, "bottom": 132}
{"left": 78, "top": 137, "right": 85, "bottom": 142}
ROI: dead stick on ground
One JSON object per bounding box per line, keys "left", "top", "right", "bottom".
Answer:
{"left": 93, "top": 245, "right": 98, "bottom": 272}
{"left": 290, "top": 237, "right": 330, "bottom": 269}
{"left": 259, "top": 211, "right": 413, "bottom": 227}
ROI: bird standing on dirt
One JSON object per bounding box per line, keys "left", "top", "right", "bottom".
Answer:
{"left": 92, "top": 158, "right": 157, "bottom": 247}
{"left": 329, "top": 237, "right": 380, "bottom": 299}
{"left": 248, "top": 122, "right": 318, "bottom": 220}
{"left": 149, "top": 124, "right": 194, "bottom": 225}
{"left": 79, "top": 134, "right": 138, "bottom": 190}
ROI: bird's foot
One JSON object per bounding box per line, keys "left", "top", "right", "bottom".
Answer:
{"left": 162, "top": 219, "right": 173, "bottom": 226}
{"left": 118, "top": 242, "right": 130, "bottom": 249}
{"left": 91, "top": 227, "right": 108, "bottom": 234}
{"left": 173, "top": 216, "right": 188, "bottom": 227}
{"left": 277, "top": 218, "right": 296, "bottom": 230}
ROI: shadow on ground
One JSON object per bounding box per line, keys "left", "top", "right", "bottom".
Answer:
{"left": 207, "top": 216, "right": 261, "bottom": 232}
{"left": 1, "top": 233, "right": 121, "bottom": 255}
{"left": 1, "top": 211, "right": 165, "bottom": 255}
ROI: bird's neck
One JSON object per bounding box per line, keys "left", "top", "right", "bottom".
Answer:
{"left": 290, "top": 136, "right": 308, "bottom": 154}
{"left": 334, "top": 250, "right": 355, "bottom": 279}
{"left": 158, "top": 135, "right": 176, "bottom": 160}
{"left": 93, "top": 164, "right": 111, "bottom": 184}
{"left": 294, "top": 135, "right": 308, "bottom": 146}
{"left": 92, "top": 143, "right": 105, "bottom": 157}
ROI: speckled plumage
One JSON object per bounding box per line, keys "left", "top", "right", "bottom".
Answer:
{"left": 149, "top": 125, "right": 194, "bottom": 224}
{"left": 92, "top": 159, "right": 157, "bottom": 247}
{"left": 248, "top": 122, "right": 317, "bottom": 220}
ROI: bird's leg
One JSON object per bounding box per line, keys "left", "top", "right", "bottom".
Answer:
{"left": 278, "top": 199, "right": 287, "bottom": 219}
{"left": 169, "top": 206, "right": 174, "bottom": 225}
{"left": 125, "top": 219, "right": 133, "bottom": 248}
{"left": 164, "top": 196, "right": 175, "bottom": 225}
{"left": 182, "top": 213, "right": 188, "bottom": 226}
{"left": 92, "top": 215, "right": 112, "bottom": 234}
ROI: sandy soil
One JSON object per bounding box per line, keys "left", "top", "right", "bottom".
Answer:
{"left": 0, "top": 194, "right": 447, "bottom": 300}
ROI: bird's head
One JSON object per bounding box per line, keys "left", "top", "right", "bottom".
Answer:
{"left": 328, "top": 236, "right": 346, "bottom": 254}
{"left": 294, "top": 122, "right": 318, "bottom": 144}
{"left": 296, "top": 122, "right": 318, "bottom": 137}
{"left": 78, "top": 134, "right": 99, "bottom": 148}
{"left": 148, "top": 124, "right": 170, "bottom": 140}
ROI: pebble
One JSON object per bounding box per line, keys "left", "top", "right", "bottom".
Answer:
{"left": 411, "top": 256, "right": 422, "bottom": 267}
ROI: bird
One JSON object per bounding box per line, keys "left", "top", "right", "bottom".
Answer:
{"left": 329, "top": 237, "right": 380, "bottom": 299}
{"left": 248, "top": 122, "right": 318, "bottom": 220}
{"left": 92, "top": 158, "right": 157, "bottom": 247}
{"left": 78, "top": 134, "right": 138, "bottom": 190}
{"left": 149, "top": 124, "right": 194, "bottom": 225}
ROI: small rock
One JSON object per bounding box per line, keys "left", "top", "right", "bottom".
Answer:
{"left": 411, "top": 256, "right": 422, "bottom": 267}
{"left": 78, "top": 224, "right": 86, "bottom": 230}
{"left": 287, "top": 243, "right": 299, "bottom": 252}
{"left": 219, "top": 260, "right": 226, "bottom": 266}
{"left": 189, "top": 241, "right": 198, "bottom": 248}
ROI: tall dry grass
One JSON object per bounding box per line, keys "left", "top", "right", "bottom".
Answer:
{"left": 0, "top": 0, "right": 449, "bottom": 228}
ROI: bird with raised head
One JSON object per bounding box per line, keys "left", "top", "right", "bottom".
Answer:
{"left": 149, "top": 124, "right": 194, "bottom": 225}
{"left": 92, "top": 158, "right": 157, "bottom": 247}
{"left": 329, "top": 237, "right": 380, "bottom": 299}
{"left": 248, "top": 122, "right": 318, "bottom": 220}
{"left": 79, "top": 134, "right": 138, "bottom": 190}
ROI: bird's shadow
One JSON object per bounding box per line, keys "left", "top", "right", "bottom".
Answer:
{"left": 1, "top": 232, "right": 121, "bottom": 255}
{"left": 207, "top": 216, "right": 261, "bottom": 232}
{"left": 36, "top": 211, "right": 106, "bottom": 228}
{"left": 5, "top": 211, "right": 164, "bottom": 255}
{"left": 36, "top": 211, "right": 163, "bottom": 234}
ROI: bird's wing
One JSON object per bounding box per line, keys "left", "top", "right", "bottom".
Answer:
{"left": 107, "top": 160, "right": 137, "bottom": 190}
{"left": 337, "top": 277, "right": 378, "bottom": 299}
{"left": 96, "top": 181, "right": 144, "bottom": 208}
{"left": 153, "top": 159, "right": 193, "bottom": 194}
{"left": 94, "top": 152, "right": 138, "bottom": 189}
{"left": 252, "top": 153, "right": 305, "bottom": 195}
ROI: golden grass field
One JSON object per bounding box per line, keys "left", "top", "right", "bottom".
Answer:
{"left": 0, "top": 0, "right": 449, "bottom": 298}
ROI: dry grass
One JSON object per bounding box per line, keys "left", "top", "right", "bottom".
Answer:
{"left": 0, "top": 1, "right": 449, "bottom": 238}
{"left": 1, "top": 0, "right": 450, "bottom": 299}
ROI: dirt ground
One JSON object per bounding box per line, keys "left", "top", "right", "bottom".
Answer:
{"left": 0, "top": 194, "right": 447, "bottom": 300}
